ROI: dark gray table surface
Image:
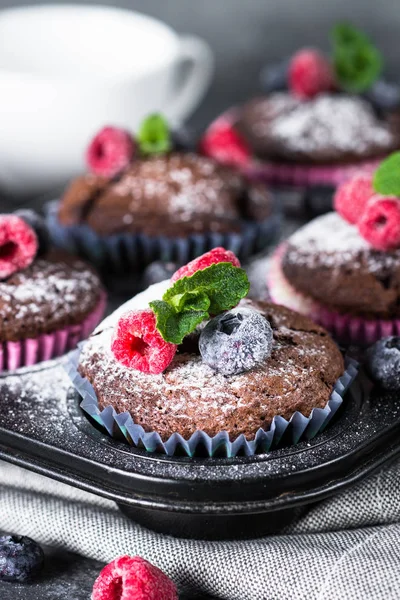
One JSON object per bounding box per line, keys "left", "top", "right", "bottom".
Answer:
{"left": 0, "top": 546, "right": 214, "bottom": 599}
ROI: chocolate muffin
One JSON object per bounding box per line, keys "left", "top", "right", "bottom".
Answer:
{"left": 79, "top": 281, "right": 344, "bottom": 441}
{"left": 0, "top": 251, "right": 104, "bottom": 342}
{"left": 58, "top": 152, "right": 273, "bottom": 237}
{"left": 236, "top": 93, "right": 400, "bottom": 165}
{"left": 280, "top": 212, "right": 400, "bottom": 319}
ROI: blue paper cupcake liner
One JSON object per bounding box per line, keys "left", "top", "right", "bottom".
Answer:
{"left": 65, "top": 347, "right": 358, "bottom": 458}
{"left": 44, "top": 200, "right": 281, "bottom": 273}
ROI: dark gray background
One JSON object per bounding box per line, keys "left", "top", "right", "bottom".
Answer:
{"left": 1, "top": 0, "right": 398, "bottom": 132}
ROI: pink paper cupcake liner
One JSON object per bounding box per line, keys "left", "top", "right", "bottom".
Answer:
{"left": 207, "top": 111, "right": 384, "bottom": 188}
{"left": 0, "top": 291, "right": 107, "bottom": 372}
{"left": 267, "top": 245, "right": 400, "bottom": 346}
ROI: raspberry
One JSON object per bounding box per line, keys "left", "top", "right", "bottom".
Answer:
{"left": 0, "top": 215, "right": 38, "bottom": 280}
{"left": 171, "top": 247, "right": 241, "bottom": 283}
{"left": 92, "top": 556, "right": 178, "bottom": 600}
{"left": 289, "top": 49, "right": 335, "bottom": 99}
{"left": 334, "top": 174, "right": 374, "bottom": 224}
{"left": 199, "top": 122, "right": 251, "bottom": 168}
{"left": 358, "top": 195, "right": 400, "bottom": 250}
{"left": 86, "top": 126, "right": 135, "bottom": 178}
{"left": 111, "top": 309, "right": 176, "bottom": 374}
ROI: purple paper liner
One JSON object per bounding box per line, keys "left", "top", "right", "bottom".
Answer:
{"left": 0, "top": 292, "right": 107, "bottom": 372}
{"left": 65, "top": 347, "right": 358, "bottom": 458}
{"left": 268, "top": 245, "right": 400, "bottom": 346}
{"left": 44, "top": 200, "right": 281, "bottom": 273}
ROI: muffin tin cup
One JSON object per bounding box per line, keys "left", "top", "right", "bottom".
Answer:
{"left": 65, "top": 347, "right": 358, "bottom": 458}
{"left": 0, "top": 292, "right": 107, "bottom": 372}
{"left": 44, "top": 200, "right": 281, "bottom": 273}
{"left": 268, "top": 245, "right": 399, "bottom": 346}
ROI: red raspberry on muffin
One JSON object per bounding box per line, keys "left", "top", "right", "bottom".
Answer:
{"left": 171, "top": 246, "right": 240, "bottom": 282}
{"left": 111, "top": 309, "right": 177, "bottom": 374}
{"left": 288, "top": 49, "right": 336, "bottom": 99}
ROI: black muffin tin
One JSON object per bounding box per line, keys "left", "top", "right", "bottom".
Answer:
{"left": 0, "top": 358, "right": 399, "bottom": 540}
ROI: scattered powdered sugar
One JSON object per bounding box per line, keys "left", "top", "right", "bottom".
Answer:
{"left": 287, "top": 212, "right": 400, "bottom": 271}
{"left": 80, "top": 281, "right": 341, "bottom": 431}
{"left": 0, "top": 258, "right": 101, "bottom": 326}
{"left": 112, "top": 153, "right": 242, "bottom": 222}
{"left": 261, "top": 93, "right": 395, "bottom": 156}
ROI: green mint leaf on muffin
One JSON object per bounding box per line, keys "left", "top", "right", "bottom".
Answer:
{"left": 164, "top": 263, "right": 250, "bottom": 315}
{"left": 137, "top": 113, "right": 172, "bottom": 156}
{"left": 373, "top": 152, "right": 400, "bottom": 196}
{"left": 149, "top": 300, "right": 208, "bottom": 345}
{"left": 331, "top": 22, "right": 369, "bottom": 47}
{"left": 331, "top": 23, "right": 382, "bottom": 93}
{"left": 150, "top": 263, "right": 250, "bottom": 344}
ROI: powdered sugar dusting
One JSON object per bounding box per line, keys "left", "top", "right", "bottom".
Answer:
{"left": 111, "top": 153, "right": 243, "bottom": 223}
{"left": 0, "top": 257, "right": 101, "bottom": 330}
{"left": 254, "top": 93, "right": 395, "bottom": 158}
{"left": 80, "top": 282, "right": 343, "bottom": 437}
{"left": 287, "top": 212, "right": 400, "bottom": 271}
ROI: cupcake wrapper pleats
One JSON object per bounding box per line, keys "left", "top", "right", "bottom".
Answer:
{"left": 45, "top": 201, "right": 281, "bottom": 273}
{"left": 0, "top": 292, "right": 106, "bottom": 372}
{"left": 65, "top": 346, "right": 358, "bottom": 458}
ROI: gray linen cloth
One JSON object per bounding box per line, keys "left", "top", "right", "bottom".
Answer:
{"left": 0, "top": 458, "right": 399, "bottom": 600}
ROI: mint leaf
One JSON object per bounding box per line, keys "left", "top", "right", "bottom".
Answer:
{"left": 150, "top": 263, "right": 250, "bottom": 343}
{"left": 331, "top": 23, "right": 382, "bottom": 93}
{"left": 168, "top": 290, "right": 211, "bottom": 313}
{"left": 137, "top": 113, "right": 172, "bottom": 156}
{"left": 373, "top": 152, "right": 400, "bottom": 196}
{"left": 334, "top": 44, "right": 382, "bottom": 93}
{"left": 332, "top": 22, "right": 368, "bottom": 47}
{"left": 150, "top": 300, "right": 208, "bottom": 344}
{"left": 163, "top": 263, "right": 250, "bottom": 315}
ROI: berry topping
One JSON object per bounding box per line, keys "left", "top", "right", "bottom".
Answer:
{"left": 86, "top": 126, "right": 135, "bottom": 178}
{"left": 199, "top": 307, "right": 273, "bottom": 375}
{"left": 260, "top": 59, "right": 289, "bottom": 93}
{"left": 0, "top": 535, "right": 44, "bottom": 583}
{"left": 366, "top": 336, "right": 400, "bottom": 391}
{"left": 289, "top": 49, "right": 335, "bottom": 99}
{"left": 171, "top": 247, "right": 240, "bottom": 283}
{"left": 358, "top": 195, "right": 400, "bottom": 250}
{"left": 92, "top": 555, "right": 178, "bottom": 600}
{"left": 199, "top": 122, "right": 251, "bottom": 168}
{"left": 15, "top": 209, "right": 50, "bottom": 256}
{"left": 111, "top": 309, "right": 177, "bottom": 374}
{"left": 0, "top": 215, "right": 38, "bottom": 280}
{"left": 143, "top": 261, "right": 178, "bottom": 288}
{"left": 334, "top": 174, "right": 374, "bottom": 224}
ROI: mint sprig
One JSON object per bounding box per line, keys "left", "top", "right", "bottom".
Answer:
{"left": 137, "top": 113, "right": 172, "bottom": 156}
{"left": 373, "top": 152, "right": 400, "bottom": 196}
{"left": 150, "top": 263, "right": 250, "bottom": 344}
{"left": 331, "top": 23, "right": 382, "bottom": 93}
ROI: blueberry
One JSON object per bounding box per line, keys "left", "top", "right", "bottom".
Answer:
{"left": 366, "top": 336, "right": 400, "bottom": 391}
{"left": 15, "top": 209, "right": 50, "bottom": 256}
{"left": 199, "top": 307, "right": 273, "bottom": 376}
{"left": 143, "top": 261, "right": 178, "bottom": 287}
{"left": 259, "top": 59, "right": 289, "bottom": 93}
{"left": 365, "top": 79, "right": 400, "bottom": 112}
{"left": 0, "top": 535, "right": 44, "bottom": 582}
